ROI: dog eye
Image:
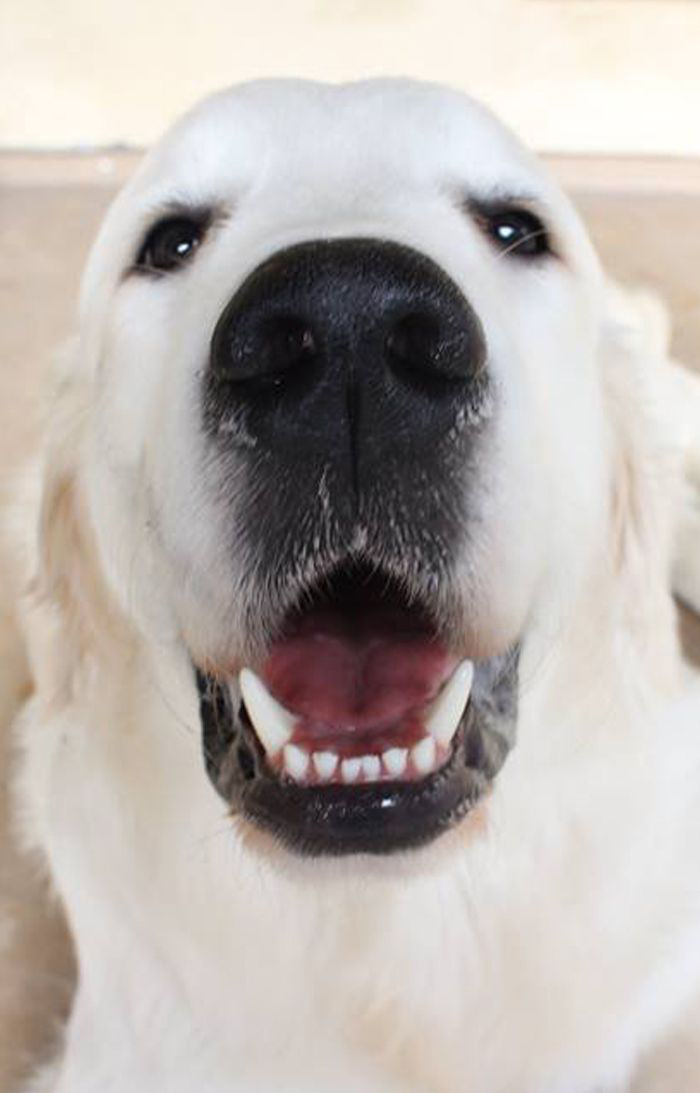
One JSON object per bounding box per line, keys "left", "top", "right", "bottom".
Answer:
{"left": 135, "top": 216, "right": 207, "bottom": 272}
{"left": 477, "top": 206, "right": 551, "bottom": 259}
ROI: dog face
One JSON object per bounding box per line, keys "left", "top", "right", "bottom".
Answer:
{"left": 73, "top": 79, "right": 613, "bottom": 855}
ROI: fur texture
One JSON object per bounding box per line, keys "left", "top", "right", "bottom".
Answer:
{"left": 10, "top": 79, "right": 700, "bottom": 1092}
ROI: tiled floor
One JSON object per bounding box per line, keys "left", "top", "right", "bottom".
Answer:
{"left": 1, "top": 155, "right": 699, "bottom": 1091}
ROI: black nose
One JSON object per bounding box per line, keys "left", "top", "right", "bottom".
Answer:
{"left": 208, "top": 238, "right": 486, "bottom": 473}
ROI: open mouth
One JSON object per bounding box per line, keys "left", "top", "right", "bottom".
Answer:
{"left": 195, "top": 563, "right": 519, "bottom": 855}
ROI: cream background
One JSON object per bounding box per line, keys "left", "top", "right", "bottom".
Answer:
{"left": 2, "top": 0, "right": 700, "bottom": 154}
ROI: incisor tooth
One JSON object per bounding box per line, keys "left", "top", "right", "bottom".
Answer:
{"left": 239, "top": 668, "right": 296, "bottom": 756}
{"left": 341, "top": 757, "right": 362, "bottom": 784}
{"left": 283, "top": 743, "right": 310, "bottom": 781}
{"left": 425, "top": 660, "right": 474, "bottom": 746}
{"left": 361, "top": 755, "right": 381, "bottom": 781}
{"left": 383, "top": 747, "right": 408, "bottom": 777}
{"left": 313, "top": 751, "right": 338, "bottom": 781}
{"left": 412, "top": 735, "right": 436, "bottom": 775}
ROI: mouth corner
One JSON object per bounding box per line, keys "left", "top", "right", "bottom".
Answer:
{"left": 194, "top": 559, "right": 519, "bottom": 857}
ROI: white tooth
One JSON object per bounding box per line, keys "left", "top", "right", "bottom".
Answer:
{"left": 361, "top": 754, "right": 381, "bottom": 781}
{"left": 313, "top": 751, "right": 338, "bottom": 781}
{"left": 425, "top": 660, "right": 474, "bottom": 746}
{"left": 341, "top": 757, "right": 362, "bottom": 784}
{"left": 239, "top": 668, "right": 296, "bottom": 756}
{"left": 411, "top": 735, "right": 436, "bottom": 775}
{"left": 283, "top": 743, "right": 310, "bottom": 781}
{"left": 383, "top": 747, "right": 408, "bottom": 777}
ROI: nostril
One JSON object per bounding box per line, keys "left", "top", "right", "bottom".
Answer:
{"left": 385, "top": 311, "right": 467, "bottom": 396}
{"left": 213, "top": 312, "right": 319, "bottom": 388}
{"left": 385, "top": 313, "right": 441, "bottom": 371}
{"left": 258, "top": 315, "right": 317, "bottom": 378}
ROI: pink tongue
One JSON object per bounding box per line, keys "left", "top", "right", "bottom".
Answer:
{"left": 262, "top": 606, "right": 456, "bottom": 739}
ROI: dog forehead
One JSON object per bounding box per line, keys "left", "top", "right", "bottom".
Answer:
{"left": 80, "top": 78, "right": 588, "bottom": 324}
{"left": 133, "top": 78, "right": 544, "bottom": 203}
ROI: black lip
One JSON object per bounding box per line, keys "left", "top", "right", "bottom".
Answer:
{"left": 195, "top": 648, "right": 519, "bottom": 856}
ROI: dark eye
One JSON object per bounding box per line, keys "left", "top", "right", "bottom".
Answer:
{"left": 135, "top": 216, "right": 207, "bottom": 272}
{"left": 477, "top": 206, "right": 551, "bottom": 259}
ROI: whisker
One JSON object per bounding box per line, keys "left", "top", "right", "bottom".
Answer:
{"left": 494, "top": 227, "right": 550, "bottom": 263}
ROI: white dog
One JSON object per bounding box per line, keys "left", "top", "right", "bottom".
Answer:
{"left": 11, "top": 79, "right": 700, "bottom": 1092}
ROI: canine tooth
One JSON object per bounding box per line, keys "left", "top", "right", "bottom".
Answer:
{"left": 411, "top": 735, "right": 437, "bottom": 775}
{"left": 341, "top": 757, "right": 362, "bottom": 784}
{"left": 313, "top": 751, "right": 338, "bottom": 781}
{"left": 425, "top": 660, "right": 474, "bottom": 746}
{"left": 239, "top": 668, "right": 295, "bottom": 756}
{"left": 283, "top": 743, "right": 310, "bottom": 781}
{"left": 361, "top": 754, "right": 381, "bottom": 781}
{"left": 383, "top": 747, "right": 408, "bottom": 777}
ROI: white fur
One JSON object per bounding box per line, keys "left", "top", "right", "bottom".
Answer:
{"left": 11, "top": 79, "right": 700, "bottom": 1092}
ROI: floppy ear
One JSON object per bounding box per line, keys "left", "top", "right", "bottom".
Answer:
{"left": 602, "top": 283, "right": 700, "bottom": 619}
{"left": 626, "top": 286, "right": 700, "bottom": 617}
{"left": 21, "top": 345, "right": 125, "bottom": 703}
{"left": 666, "top": 359, "right": 700, "bottom": 615}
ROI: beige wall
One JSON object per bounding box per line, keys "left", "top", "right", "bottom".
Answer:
{"left": 2, "top": 0, "right": 700, "bottom": 154}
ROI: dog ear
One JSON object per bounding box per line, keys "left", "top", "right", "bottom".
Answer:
{"left": 27, "top": 347, "right": 124, "bottom": 701}
{"left": 665, "top": 359, "right": 700, "bottom": 615}
{"left": 602, "top": 283, "right": 700, "bottom": 620}
{"left": 628, "top": 289, "right": 700, "bottom": 617}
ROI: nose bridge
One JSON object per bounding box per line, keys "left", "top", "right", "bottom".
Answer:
{"left": 206, "top": 237, "right": 487, "bottom": 488}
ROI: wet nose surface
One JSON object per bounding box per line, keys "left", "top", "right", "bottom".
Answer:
{"left": 207, "top": 238, "right": 487, "bottom": 469}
